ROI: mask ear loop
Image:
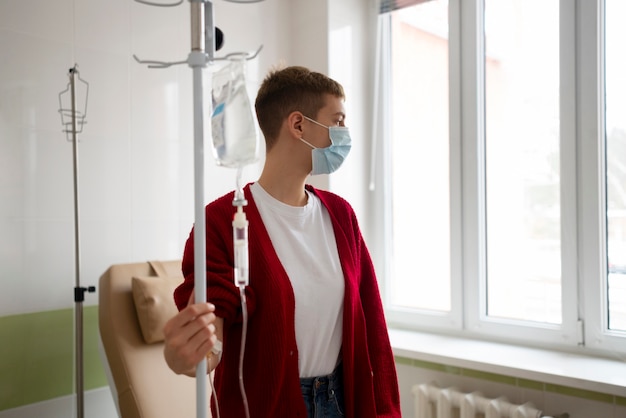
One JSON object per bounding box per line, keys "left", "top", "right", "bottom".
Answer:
{"left": 302, "top": 115, "right": 330, "bottom": 129}
{"left": 302, "top": 115, "right": 336, "bottom": 149}
{"left": 299, "top": 136, "right": 317, "bottom": 150}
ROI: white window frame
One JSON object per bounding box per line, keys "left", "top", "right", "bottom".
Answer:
{"left": 580, "top": 0, "right": 626, "bottom": 354}
{"left": 379, "top": 0, "right": 626, "bottom": 357}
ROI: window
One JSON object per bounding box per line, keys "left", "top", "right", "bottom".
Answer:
{"left": 379, "top": 0, "right": 626, "bottom": 355}
{"left": 388, "top": 1, "right": 451, "bottom": 313}
{"left": 484, "top": 0, "right": 561, "bottom": 324}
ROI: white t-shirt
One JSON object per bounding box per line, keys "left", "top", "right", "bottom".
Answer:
{"left": 250, "top": 182, "right": 344, "bottom": 378}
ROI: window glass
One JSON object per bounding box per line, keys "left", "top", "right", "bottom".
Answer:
{"left": 605, "top": 0, "right": 626, "bottom": 331}
{"left": 389, "top": 0, "right": 450, "bottom": 311}
{"left": 484, "top": 0, "right": 562, "bottom": 323}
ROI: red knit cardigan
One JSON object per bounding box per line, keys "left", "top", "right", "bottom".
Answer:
{"left": 174, "top": 184, "right": 401, "bottom": 418}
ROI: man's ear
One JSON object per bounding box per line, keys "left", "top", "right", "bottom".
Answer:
{"left": 286, "top": 111, "right": 305, "bottom": 138}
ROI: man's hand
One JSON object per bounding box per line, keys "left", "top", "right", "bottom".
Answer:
{"left": 163, "top": 302, "right": 218, "bottom": 376}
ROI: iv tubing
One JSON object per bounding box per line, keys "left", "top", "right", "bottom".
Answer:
{"left": 238, "top": 286, "right": 251, "bottom": 418}
{"left": 233, "top": 182, "right": 250, "bottom": 417}
{"left": 209, "top": 373, "right": 221, "bottom": 418}
{"left": 235, "top": 167, "right": 246, "bottom": 204}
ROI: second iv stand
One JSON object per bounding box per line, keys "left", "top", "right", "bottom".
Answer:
{"left": 58, "top": 65, "right": 95, "bottom": 418}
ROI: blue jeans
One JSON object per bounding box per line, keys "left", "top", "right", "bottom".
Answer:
{"left": 300, "top": 364, "right": 345, "bottom": 418}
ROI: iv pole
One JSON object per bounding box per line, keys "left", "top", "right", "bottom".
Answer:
{"left": 134, "top": 2, "right": 223, "bottom": 417}
{"left": 58, "top": 65, "right": 95, "bottom": 418}
{"left": 189, "top": 2, "right": 210, "bottom": 416}
{"left": 133, "top": 1, "right": 262, "bottom": 416}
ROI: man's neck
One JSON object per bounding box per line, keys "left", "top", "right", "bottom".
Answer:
{"left": 257, "top": 153, "right": 309, "bottom": 207}
{"left": 256, "top": 174, "right": 308, "bottom": 207}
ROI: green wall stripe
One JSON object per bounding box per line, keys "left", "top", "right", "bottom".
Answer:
{"left": 395, "top": 355, "right": 620, "bottom": 405}
{"left": 517, "top": 378, "right": 544, "bottom": 391}
{"left": 461, "top": 368, "right": 517, "bottom": 386}
{"left": 414, "top": 359, "right": 461, "bottom": 375}
{"left": 84, "top": 306, "right": 108, "bottom": 390}
{"left": 394, "top": 355, "right": 413, "bottom": 366}
{"left": 0, "top": 306, "right": 107, "bottom": 411}
{"left": 544, "top": 383, "right": 615, "bottom": 404}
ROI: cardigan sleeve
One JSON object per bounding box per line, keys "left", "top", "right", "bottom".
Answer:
{"left": 174, "top": 193, "right": 257, "bottom": 323}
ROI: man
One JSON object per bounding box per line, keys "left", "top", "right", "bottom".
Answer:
{"left": 163, "top": 66, "right": 401, "bottom": 418}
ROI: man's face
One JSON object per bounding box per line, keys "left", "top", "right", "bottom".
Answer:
{"left": 303, "top": 95, "right": 347, "bottom": 149}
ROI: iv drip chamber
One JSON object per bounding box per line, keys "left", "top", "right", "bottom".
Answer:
{"left": 211, "top": 56, "right": 260, "bottom": 169}
{"left": 232, "top": 207, "right": 249, "bottom": 288}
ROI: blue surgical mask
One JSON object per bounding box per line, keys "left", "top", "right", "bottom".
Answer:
{"left": 299, "top": 115, "right": 352, "bottom": 175}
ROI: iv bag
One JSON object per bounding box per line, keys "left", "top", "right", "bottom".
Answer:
{"left": 211, "top": 56, "right": 260, "bottom": 168}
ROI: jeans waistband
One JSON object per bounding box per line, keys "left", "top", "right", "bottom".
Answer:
{"left": 300, "top": 364, "right": 343, "bottom": 396}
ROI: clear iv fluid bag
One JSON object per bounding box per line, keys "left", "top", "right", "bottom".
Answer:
{"left": 211, "top": 57, "right": 259, "bottom": 168}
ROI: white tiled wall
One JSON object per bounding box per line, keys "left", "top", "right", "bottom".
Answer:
{"left": 0, "top": 0, "right": 294, "bottom": 316}
{"left": 0, "top": 0, "right": 375, "bottom": 318}
{"left": 0, "top": 0, "right": 376, "bottom": 414}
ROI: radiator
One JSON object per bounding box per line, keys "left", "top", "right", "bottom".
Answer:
{"left": 412, "top": 383, "right": 569, "bottom": 418}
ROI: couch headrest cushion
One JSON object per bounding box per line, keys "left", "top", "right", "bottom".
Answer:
{"left": 131, "top": 275, "right": 183, "bottom": 344}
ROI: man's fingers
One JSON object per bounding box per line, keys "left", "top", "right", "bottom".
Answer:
{"left": 163, "top": 306, "right": 217, "bottom": 375}
{"left": 163, "top": 303, "right": 215, "bottom": 338}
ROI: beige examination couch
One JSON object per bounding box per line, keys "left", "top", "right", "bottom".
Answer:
{"left": 98, "top": 260, "right": 210, "bottom": 418}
